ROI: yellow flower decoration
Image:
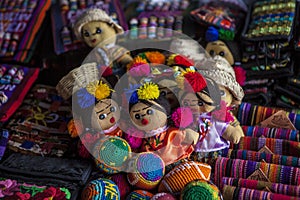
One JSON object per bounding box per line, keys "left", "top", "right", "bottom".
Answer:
{"left": 86, "top": 80, "right": 113, "bottom": 100}
{"left": 137, "top": 82, "right": 160, "bottom": 100}
{"left": 145, "top": 51, "right": 165, "bottom": 64}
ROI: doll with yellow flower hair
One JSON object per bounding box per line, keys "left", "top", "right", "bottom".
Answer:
{"left": 72, "top": 70, "right": 123, "bottom": 157}
{"left": 124, "top": 81, "right": 199, "bottom": 166}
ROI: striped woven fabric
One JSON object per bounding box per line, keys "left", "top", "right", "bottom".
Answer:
{"left": 214, "top": 157, "right": 300, "bottom": 189}
{"left": 232, "top": 136, "right": 300, "bottom": 157}
{"left": 237, "top": 102, "right": 300, "bottom": 130}
{"left": 242, "top": 125, "right": 300, "bottom": 142}
{"left": 222, "top": 185, "right": 299, "bottom": 200}
{"left": 222, "top": 177, "right": 300, "bottom": 197}
{"left": 227, "top": 149, "right": 300, "bottom": 167}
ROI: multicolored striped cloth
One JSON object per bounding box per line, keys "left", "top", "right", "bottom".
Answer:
{"left": 14, "top": 0, "right": 51, "bottom": 62}
{"left": 227, "top": 149, "right": 300, "bottom": 167}
{"left": 221, "top": 177, "right": 300, "bottom": 197}
{"left": 237, "top": 102, "right": 300, "bottom": 130}
{"left": 214, "top": 157, "right": 300, "bottom": 189}
{"left": 242, "top": 125, "right": 300, "bottom": 142}
{"left": 232, "top": 136, "right": 300, "bottom": 157}
{"left": 222, "top": 185, "right": 299, "bottom": 200}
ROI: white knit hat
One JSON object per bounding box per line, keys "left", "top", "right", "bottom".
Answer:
{"left": 199, "top": 56, "right": 244, "bottom": 105}
{"left": 73, "top": 8, "right": 124, "bottom": 40}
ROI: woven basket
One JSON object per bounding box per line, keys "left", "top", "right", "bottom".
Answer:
{"left": 158, "top": 161, "right": 211, "bottom": 195}
{"left": 56, "top": 62, "right": 99, "bottom": 100}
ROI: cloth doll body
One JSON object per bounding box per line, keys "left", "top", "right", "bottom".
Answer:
{"left": 125, "top": 82, "right": 198, "bottom": 166}
{"left": 179, "top": 71, "right": 232, "bottom": 162}
{"left": 198, "top": 56, "right": 245, "bottom": 144}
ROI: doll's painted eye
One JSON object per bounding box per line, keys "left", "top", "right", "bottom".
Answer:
{"left": 83, "top": 30, "right": 90, "bottom": 37}
{"left": 220, "top": 90, "right": 226, "bottom": 96}
{"left": 95, "top": 27, "right": 102, "bottom": 34}
{"left": 99, "top": 114, "right": 107, "bottom": 120}
{"left": 161, "top": 91, "right": 167, "bottom": 96}
{"left": 146, "top": 109, "right": 154, "bottom": 115}
{"left": 209, "top": 50, "right": 215, "bottom": 57}
{"left": 219, "top": 51, "right": 225, "bottom": 56}
{"left": 198, "top": 101, "right": 204, "bottom": 106}
{"left": 110, "top": 106, "right": 117, "bottom": 112}
{"left": 135, "top": 114, "right": 141, "bottom": 119}
{"left": 183, "top": 101, "right": 189, "bottom": 106}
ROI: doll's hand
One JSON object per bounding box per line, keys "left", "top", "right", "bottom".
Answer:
{"left": 222, "top": 124, "right": 244, "bottom": 144}
{"left": 184, "top": 128, "right": 199, "bottom": 145}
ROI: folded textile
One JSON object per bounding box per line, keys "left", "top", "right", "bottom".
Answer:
{"left": 0, "top": 153, "right": 93, "bottom": 200}
{"left": 222, "top": 185, "right": 299, "bottom": 200}
{"left": 214, "top": 157, "right": 300, "bottom": 189}
{"left": 237, "top": 102, "right": 300, "bottom": 130}
{"left": 242, "top": 125, "right": 300, "bottom": 141}
{"left": 222, "top": 177, "right": 300, "bottom": 197}
{"left": 232, "top": 136, "right": 300, "bottom": 157}
{"left": 228, "top": 149, "right": 300, "bottom": 167}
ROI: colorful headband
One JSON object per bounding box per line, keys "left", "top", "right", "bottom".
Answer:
{"left": 206, "top": 26, "right": 235, "bottom": 42}
{"left": 77, "top": 80, "right": 114, "bottom": 108}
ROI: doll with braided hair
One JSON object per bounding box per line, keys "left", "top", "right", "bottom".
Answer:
{"left": 179, "top": 71, "right": 238, "bottom": 163}
{"left": 124, "top": 81, "right": 199, "bottom": 166}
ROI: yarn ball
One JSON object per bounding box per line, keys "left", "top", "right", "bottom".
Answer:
{"left": 123, "top": 127, "right": 144, "bottom": 150}
{"left": 184, "top": 72, "right": 207, "bottom": 93}
{"left": 174, "top": 55, "right": 194, "bottom": 67}
{"left": 171, "top": 107, "right": 193, "bottom": 128}
{"left": 127, "top": 152, "right": 165, "bottom": 190}
{"left": 110, "top": 173, "right": 131, "bottom": 200}
{"left": 180, "top": 180, "right": 221, "bottom": 200}
{"left": 93, "top": 136, "right": 132, "bottom": 174}
{"left": 158, "top": 161, "right": 211, "bottom": 194}
{"left": 205, "top": 26, "right": 219, "bottom": 42}
{"left": 151, "top": 193, "right": 176, "bottom": 200}
{"left": 126, "top": 190, "right": 153, "bottom": 200}
{"left": 81, "top": 178, "right": 120, "bottom": 200}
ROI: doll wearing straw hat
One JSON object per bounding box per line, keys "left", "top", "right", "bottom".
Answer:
{"left": 56, "top": 8, "right": 132, "bottom": 100}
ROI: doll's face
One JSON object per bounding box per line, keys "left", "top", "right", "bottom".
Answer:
{"left": 219, "top": 85, "right": 233, "bottom": 107}
{"left": 82, "top": 21, "right": 117, "bottom": 48}
{"left": 93, "top": 99, "right": 120, "bottom": 130}
{"left": 181, "top": 92, "right": 216, "bottom": 114}
{"left": 206, "top": 40, "right": 234, "bottom": 65}
{"left": 158, "top": 80, "right": 179, "bottom": 110}
{"left": 130, "top": 101, "right": 167, "bottom": 132}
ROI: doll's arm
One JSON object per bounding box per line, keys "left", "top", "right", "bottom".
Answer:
{"left": 222, "top": 118, "right": 244, "bottom": 144}
{"left": 183, "top": 128, "right": 200, "bottom": 145}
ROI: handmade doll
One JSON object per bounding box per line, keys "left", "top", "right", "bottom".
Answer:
{"left": 56, "top": 8, "right": 132, "bottom": 100}
{"left": 124, "top": 81, "right": 199, "bottom": 166}
{"left": 199, "top": 56, "right": 245, "bottom": 144}
{"left": 179, "top": 71, "right": 238, "bottom": 162}
{"left": 72, "top": 69, "right": 123, "bottom": 157}
{"left": 73, "top": 8, "right": 132, "bottom": 72}
{"left": 205, "top": 26, "right": 246, "bottom": 86}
